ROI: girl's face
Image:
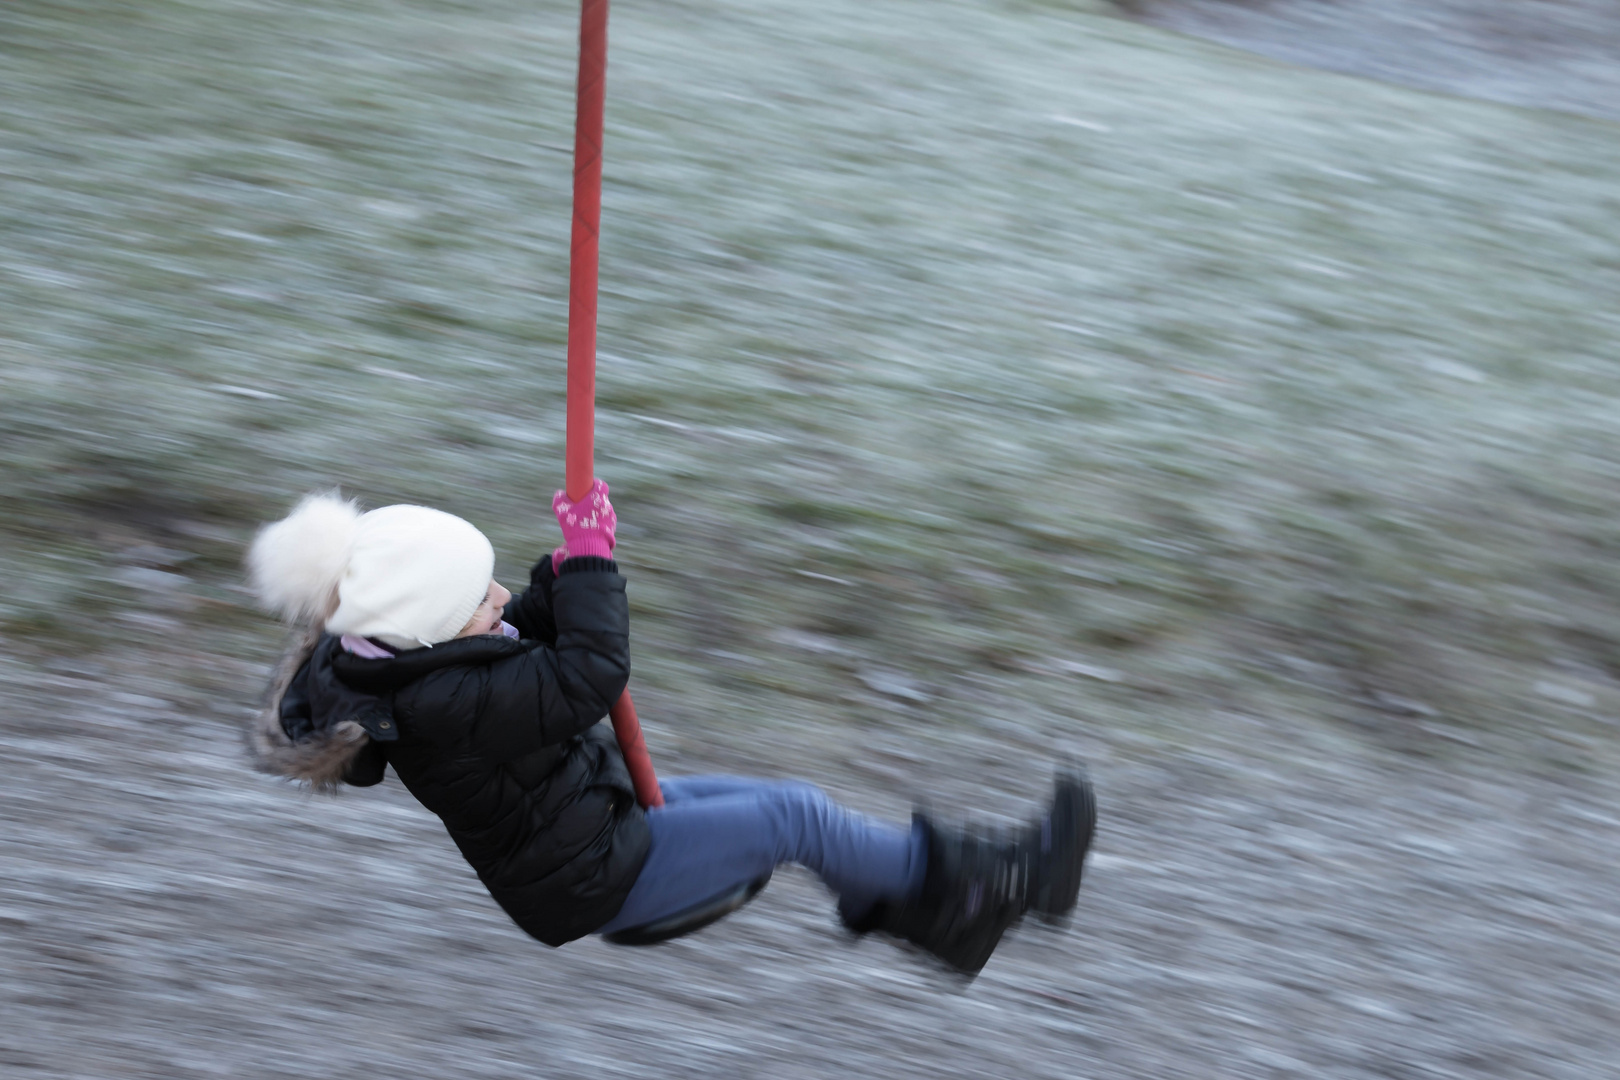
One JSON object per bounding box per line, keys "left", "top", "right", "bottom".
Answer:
{"left": 456, "top": 579, "right": 512, "bottom": 638}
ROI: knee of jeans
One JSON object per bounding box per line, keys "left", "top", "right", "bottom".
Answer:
{"left": 773, "top": 780, "right": 828, "bottom": 810}
{"left": 755, "top": 782, "right": 827, "bottom": 854}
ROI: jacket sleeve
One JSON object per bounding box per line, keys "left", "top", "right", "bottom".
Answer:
{"left": 461, "top": 562, "right": 629, "bottom": 761}
{"left": 502, "top": 553, "right": 559, "bottom": 645}
{"left": 341, "top": 739, "right": 389, "bottom": 786}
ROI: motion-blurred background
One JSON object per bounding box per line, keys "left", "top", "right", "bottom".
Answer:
{"left": 2, "top": 1, "right": 1617, "bottom": 1077}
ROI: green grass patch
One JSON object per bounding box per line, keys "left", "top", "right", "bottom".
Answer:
{"left": 3, "top": 0, "right": 1618, "bottom": 766}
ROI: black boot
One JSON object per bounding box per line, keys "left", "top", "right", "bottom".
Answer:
{"left": 842, "top": 770, "right": 1097, "bottom": 977}
{"left": 876, "top": 815, "right": 1029, "bottom": 978}
{"left": 1022, "top": 768, "right": 1097, "bottom": 924}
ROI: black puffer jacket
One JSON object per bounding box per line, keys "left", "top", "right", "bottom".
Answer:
{"left": 259, "top": 555, "right": 650, "bottom": 946}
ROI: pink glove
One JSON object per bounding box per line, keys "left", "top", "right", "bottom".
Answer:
{"left": 552, "top": 479, "right": 616, "bottom": 561}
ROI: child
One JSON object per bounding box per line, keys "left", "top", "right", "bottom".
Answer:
{"left": 248, "top": 482, "right": 1095, "bottom": 976}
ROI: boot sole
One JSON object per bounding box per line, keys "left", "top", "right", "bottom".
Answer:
{"left": 1033, "top": 769, "right": 1097, "bottom": 925}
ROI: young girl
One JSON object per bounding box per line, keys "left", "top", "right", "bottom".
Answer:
{"left": 248, "top": 482, "right": 1095, "bottom": 976}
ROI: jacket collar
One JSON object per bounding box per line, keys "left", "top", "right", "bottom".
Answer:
{"left": 331, "top": 632, "right": 530, "bottom": 694}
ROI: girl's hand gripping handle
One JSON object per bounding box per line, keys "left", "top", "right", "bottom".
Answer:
{"left": 552, "top": 479, "right": 617, "bottom": 561}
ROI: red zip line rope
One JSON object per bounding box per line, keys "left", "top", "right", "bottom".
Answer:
{"left": 567, "top": 0, "right": 665, "bottom": 810}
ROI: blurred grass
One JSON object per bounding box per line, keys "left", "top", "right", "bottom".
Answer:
{"left": 2, "top": 0, "right": 1618, "bottom": 764}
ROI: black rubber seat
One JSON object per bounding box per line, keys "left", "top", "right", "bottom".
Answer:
{"left": 602, "top": 872, "right": 772, "bottom": 946}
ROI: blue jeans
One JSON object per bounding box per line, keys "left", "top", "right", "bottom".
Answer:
{"left": 596, "top": 776, "right": 926, "bottom": 935}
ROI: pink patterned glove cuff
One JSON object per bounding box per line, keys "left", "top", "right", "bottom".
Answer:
{"left": 563, "top": 536, "right": 612, "bottom": 560}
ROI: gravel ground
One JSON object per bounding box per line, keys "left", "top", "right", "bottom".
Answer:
{"left": 4, "top": 649, "right": 1618, "bottom": 1079}
{"left": 3, "top": 0, "right": 1618, "bottom": 1077}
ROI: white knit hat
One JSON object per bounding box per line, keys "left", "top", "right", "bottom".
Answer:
{"left": 249, "top": 493, "right": 495, "bottom": 649}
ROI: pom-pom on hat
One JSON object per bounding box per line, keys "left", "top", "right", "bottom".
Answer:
{"left": 249, "top": 493, "right": 494, "bottom": 649}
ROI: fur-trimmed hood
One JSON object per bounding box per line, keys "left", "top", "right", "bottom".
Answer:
{"left": 251, "top": 626, "right": 396, "bottom": 791}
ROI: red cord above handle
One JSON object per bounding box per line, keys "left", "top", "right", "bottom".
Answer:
{"left": 566, "top": 0, "right": 606, "bottom": 505}
{"left": 566, "top": 0, "right": 664, "bottom": 810}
